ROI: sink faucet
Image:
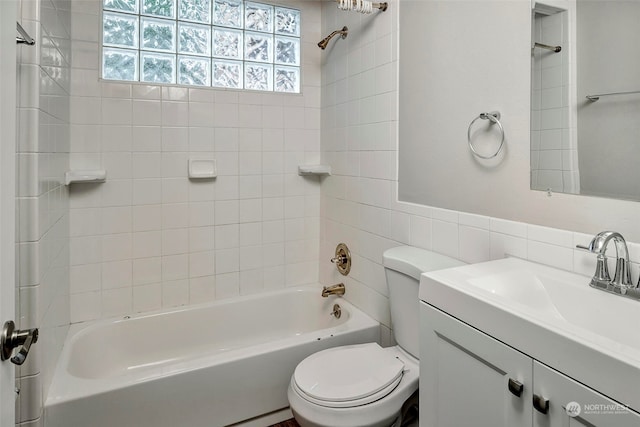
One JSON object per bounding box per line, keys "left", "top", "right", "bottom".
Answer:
{"left": 322, "top": 283, "right": 345, "bottom": 297}
{"left": 577, "top": 231, "right": 634, "bottom": 295}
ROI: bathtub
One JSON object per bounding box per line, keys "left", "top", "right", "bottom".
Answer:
{"left": 44, "top": 286, "right": 379, "bottom": 427}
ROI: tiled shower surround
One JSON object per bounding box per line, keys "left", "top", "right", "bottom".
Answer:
{"left": 16, "top": 0, "right": 71, "bottom": 424}
{"left": 68, "top": 0, "right": 322, "bottom": 322}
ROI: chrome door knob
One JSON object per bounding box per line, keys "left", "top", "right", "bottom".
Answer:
{"left": 1, "top": 320, "right": 38, "bottom": 365}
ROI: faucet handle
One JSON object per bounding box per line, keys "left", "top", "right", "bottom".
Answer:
{"left": 589, "top": 254, "right": 611, "bottom": 289}
{"left": 330, "top": 243, "right": 351, "bottom": 276}
{"left": 612, "top": 257, "right": 633, "bottom": 293}
{"left": 575, "top": 244, "right": 591, "bottom": 251}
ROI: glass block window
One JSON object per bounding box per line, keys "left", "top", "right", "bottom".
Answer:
{"left": 102, "top": 0, "right": 301, "bottom": 93}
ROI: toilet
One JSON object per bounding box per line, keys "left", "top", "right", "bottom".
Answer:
{"left": 287, "top": 246, "right": 465, "bottom": 427}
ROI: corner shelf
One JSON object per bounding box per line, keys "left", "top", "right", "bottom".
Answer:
{"left": 298, "top": 164, "right": 332, "bottom": 176}
{"left": 64, "top": 170, "right": 107, "bottom": 186}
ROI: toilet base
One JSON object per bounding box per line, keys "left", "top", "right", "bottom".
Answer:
{"left": 290, "top": 406, "right": 401, "bottom": 427}
{"left": 290, "top": 391, "right": 419, "bottom": 427}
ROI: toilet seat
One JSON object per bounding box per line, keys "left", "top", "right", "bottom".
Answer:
{"left": 293, "top": 343, "right": 405, "bottom": 408}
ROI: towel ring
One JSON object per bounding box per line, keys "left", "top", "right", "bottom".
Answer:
{"left": 467, "top": 111, "right": 504, "bottom": 159}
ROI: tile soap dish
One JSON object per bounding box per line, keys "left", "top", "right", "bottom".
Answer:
{"left": 64, "top": 170, "right": 107, "bottom": 186}
{"left": 298, "top": 164, "right": 332, "bottom": 176}
{"left": 188, "top": 159, "right": 217, "bottom": 179}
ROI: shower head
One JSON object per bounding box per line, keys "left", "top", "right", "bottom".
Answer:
{"left": 318, "top": 26, "right": 348, "bottom": 50}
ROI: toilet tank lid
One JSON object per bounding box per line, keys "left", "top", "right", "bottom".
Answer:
{"left": 382, "top": 246, "right": 465, "bottom": 280}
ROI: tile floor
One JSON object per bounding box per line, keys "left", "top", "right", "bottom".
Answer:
{"left": 268, "top": 419, "right": 300, "bottom": 427}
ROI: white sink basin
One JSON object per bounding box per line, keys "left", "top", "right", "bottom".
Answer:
{"left": 420, "top": 257, "right": 640, "bottom": 412}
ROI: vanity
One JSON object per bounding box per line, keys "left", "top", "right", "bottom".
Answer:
{"left": 418, "top": 257, "right": 640, "bottom": 426}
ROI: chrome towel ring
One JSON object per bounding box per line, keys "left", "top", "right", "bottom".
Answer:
{"left": 467, "top": 111, "right": 504, "bottom": 159}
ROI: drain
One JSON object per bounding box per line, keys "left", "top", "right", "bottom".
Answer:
{"left": 331, "top": 304, "right": 342, "bottom": 319}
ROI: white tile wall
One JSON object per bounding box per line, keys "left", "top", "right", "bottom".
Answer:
{"left": 15, "top": 0, "right": 71, "bottom": 425}
{"left": 68, "top": 0, "right": 323, "bottom": 322}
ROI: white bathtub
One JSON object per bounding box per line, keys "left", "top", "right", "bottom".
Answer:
{"left": 44, "top": 286, "right": 378, "bottom": 427}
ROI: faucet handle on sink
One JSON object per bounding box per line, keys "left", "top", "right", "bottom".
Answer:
{"left": 576, "top": 242, "right": 611, "bottom": 288}
{"left": 591, "top": 254, "right": 611, "bottom": 289}
{"left": 612, "top": 256, "right": 633, "bottom": 293}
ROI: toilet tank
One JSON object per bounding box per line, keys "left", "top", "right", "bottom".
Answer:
{"left": 382, "top": 246, "right": 464, "bottom": 358}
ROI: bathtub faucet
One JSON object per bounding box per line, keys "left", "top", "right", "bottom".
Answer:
{"left": 322, "top": 283, "right": 345, "bottom": 297}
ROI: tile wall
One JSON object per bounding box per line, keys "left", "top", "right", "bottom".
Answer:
{"left": 319, "top": 0, "right": 640, "bottom": 335}
{"left": 68, "top": 0, "right": 322, "bottom": 322}
{"left": 319, "top": 0, "right": 398, "bottom": 329}
{"left": 15, "top": 0, "right": 71, "bottom": 425}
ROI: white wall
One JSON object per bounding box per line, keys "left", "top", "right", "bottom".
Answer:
{"left": 15, "top": 0, "right": 71, "bottom": 425}
{"left": 319, "top": 0, "right": 640, "bottom": 335}
{"left": 68, "top": 0, "right": 323, "bottom": 322}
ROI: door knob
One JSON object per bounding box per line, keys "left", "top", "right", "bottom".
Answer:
{"left": 1, "top": 321, "right": 38, "bottom": 365}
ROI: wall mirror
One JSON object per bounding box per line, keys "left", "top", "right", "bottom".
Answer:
{"left": 531, "top": 1, "right": 640, "bottom": 201}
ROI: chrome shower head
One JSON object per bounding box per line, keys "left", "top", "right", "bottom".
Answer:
{"left": 318, "top": 26, "right": 348, "bottom": 50}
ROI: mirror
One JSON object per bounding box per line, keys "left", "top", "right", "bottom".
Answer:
{"left": 531, "top": 1, "right": 640, "bottom": 201}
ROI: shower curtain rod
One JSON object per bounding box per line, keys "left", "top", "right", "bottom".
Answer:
{"left": 586, "top": 90, "right": 640, "bottom": 102}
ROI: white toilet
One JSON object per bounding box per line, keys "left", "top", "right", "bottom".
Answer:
{"left": 287, "top": 246, "right": 464, "bottom": 427}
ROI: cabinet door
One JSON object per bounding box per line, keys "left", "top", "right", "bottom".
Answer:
{"left": 420, "top": 302, "right": 533, "bottom": 427}
{"left": 533, "top": 361, "right": 640, "bottom": 427}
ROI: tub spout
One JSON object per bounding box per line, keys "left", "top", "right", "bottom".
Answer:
{"left": 322, "top": 283, "right": 345, "bottom": 297}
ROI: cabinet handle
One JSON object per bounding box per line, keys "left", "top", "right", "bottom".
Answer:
{"left": 508, "top": 378, "right": 523, "bottom": 397}
{"left": 533, "top": 394, "right": 550, "bottom": 414}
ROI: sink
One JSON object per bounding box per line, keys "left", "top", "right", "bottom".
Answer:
{"left": 420, "top": 257, "right": 640, "bottom": 412}
{"left": 467, "top": 270, "right": 565, "bottom": 319}
{"left": 466, "top": 266, "right": 640, "bottom": 349}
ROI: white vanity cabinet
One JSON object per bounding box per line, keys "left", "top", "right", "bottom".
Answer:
{"left": 420, "top": 302, "right": 640, "bottom": 427}
{"left": 532, "top": 362, "right": 640, "bottom": 427}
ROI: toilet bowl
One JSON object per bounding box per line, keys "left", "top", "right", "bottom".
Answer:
{"left": 287, "top": 343, "right": 418, "bottom": 427}
{"left": 287, "top": 246, "right": 464, "bottom": 427}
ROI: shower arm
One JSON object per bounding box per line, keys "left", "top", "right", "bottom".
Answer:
{"left": 318, "top": 26, "right": 348, "bottom": 50}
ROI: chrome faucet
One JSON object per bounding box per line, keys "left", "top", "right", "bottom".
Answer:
{"left": 577, "top": 231, "right": 636, "bottom": 296}
{"left": 322, "top": 283, "right": 345, "bottom": 297}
